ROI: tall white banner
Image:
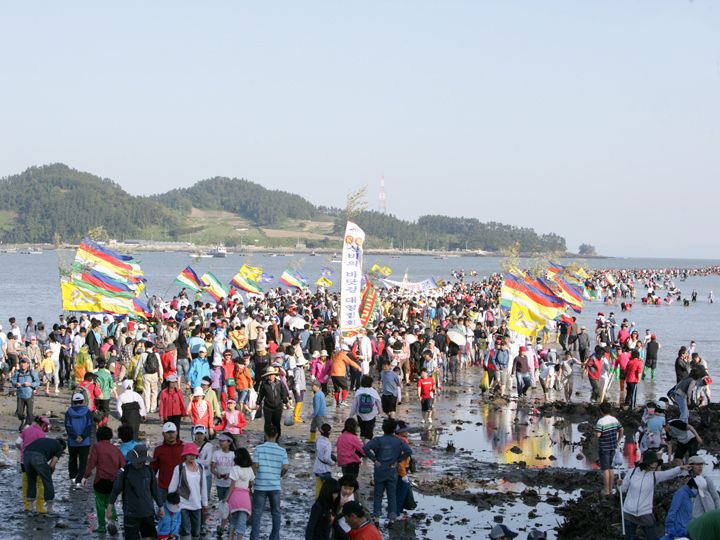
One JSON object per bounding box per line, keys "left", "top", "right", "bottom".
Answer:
{"left": 340, "top": 221, "right": 365, "bottom": 339}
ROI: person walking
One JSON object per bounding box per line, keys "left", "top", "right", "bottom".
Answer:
{"left": 82, "top": 425, "right": 125, "bottom": 533}
{"left": 511, "top": 347, "right": 532, "bottom": 398}
{"left": 336, "top": 418, "right": 364, "bottom": 478}
{"left": 223, "top": 448, "right": 255, "bottom": 540}
{"left": 151, "top": 422, "right": 185, "bottom": 504}
{"left": 250, "top": 425, "right": 289, "bottom": 540}
{"left": 594, "top": 401, "right": 624, "bottom": 496}
{"left": 11, "top": 356, "right": 40, "bottom": 429}
{"left": 65, "top": 391, "right": 94, "bottom": 487}
{"left": 380, "top": 361, "right": 401, "bottom": 419}
{"left": 17, "top": 415, "right": 50, "bottom": 512}
{"left": 24, "top": 436, "right": 66, "bottom": 514}
{"left": 159, "top": 374, "right": 186, "bottom": 434}
{"left": 305, "top": 478, "right": 341, "bottom": 540}
{"left": 349, "top": 375, "right": 382, "bottom": 440}
{"left": 313, "top": 423, "right": 336, "bottom": 497}
{"left": 362, "top": 418, "right": 412, "bottom": 524}
{"left": 256, "top": 366, "right": 289, "bottom": 440}
{"left": 116, "top": 379, "right": 146, "bottom": 440}
{"left": 168, "top": 442, "right": 209, "bottom": 540}
{"left": 624, "top": 351, "right": 643, "bottom": 409}
{"left": 107, "top": 444, "right": 164, "bottom": 540}
{"left": 619, "top": 450, "right": 689, "bottom": 540}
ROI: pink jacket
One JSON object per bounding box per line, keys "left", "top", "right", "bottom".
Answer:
{"left": 311, "top": 359, "right": 331, "bottom": 384}
{"left": 336, "top": 431, "right": 364, "bottom": 466}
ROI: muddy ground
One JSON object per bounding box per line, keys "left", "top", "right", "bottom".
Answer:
{"left": 1, "top": 373, "right": 719, "bottom": 539}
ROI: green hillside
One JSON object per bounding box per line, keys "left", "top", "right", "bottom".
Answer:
{"left": 0, "top": 164, "right": 179, "bottom": 243}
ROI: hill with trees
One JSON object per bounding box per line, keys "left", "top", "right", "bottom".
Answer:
{"left": 0, "top": 164, "right": 179, "bottom": 243}
{"left": 0, "top": 164, "right": 570, "bottom": 253}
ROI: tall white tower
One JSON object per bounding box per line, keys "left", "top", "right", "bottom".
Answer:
{"left": 379, "top": 176, "right": 387, "bottom": 213}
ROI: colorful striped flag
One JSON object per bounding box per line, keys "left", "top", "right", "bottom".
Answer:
{"left": 501, "top": 273, "right": 565, "bottom": 321}
{"left": 358, "top": 278, "right": 380, "bottom": 328}
{"left": 201, "top": 272, "right": 229, "bottom": 302}
{"left": 230, "top": 272, "right": 263, "bottom": 295}
{"left": 605, "top": 273, "right": 617, "bottom": 287}
{"left": 175, "top": 266, "right": 207, "bottom": 291}
{"left": 279, "top": 269, "right": 307, "bottom": 289}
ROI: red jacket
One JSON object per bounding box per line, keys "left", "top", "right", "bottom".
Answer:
{"left": 151, "top": 439, "right": 184, "bottom": 489}
{"left": 586, "top": 357, "right": 603, "bottom": 381}
{"left": 83, "top": 439, "right": 125, "bottom": 482}
{"left": 349, "top": 521, "right": 382, "bottom": 540}
{"left": 625, "top": 358, "right": 643, "bottom": 384}
{"left": 161, "top": 350, "right": 177, "bottom": 379}
{"left": 159, "top": 388, "right": 186, "bottom": 419}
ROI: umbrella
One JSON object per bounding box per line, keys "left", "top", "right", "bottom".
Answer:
{"left": 405, "top": 334, "right": 417, "bottom": 345}
{"left": 447, "top": 329, "right": 467, "bottom": 346}
{"left": 289, "top": 316, "right": 307, "bottom": 330}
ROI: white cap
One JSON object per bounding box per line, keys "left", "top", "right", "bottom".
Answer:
{"left": 162, "top": 422, "right": 178, "bottom": 433}
{"left": 122, "top": 380, "right": 133, "bottom": 390}
{"left": 72, "top": 392, "right": 85, "bottom": 402}
{"left": 212, "top": 358, "right": 222, "bottom": 367}
{"left": 193, "top": 387, "right": 205, "bottom": 397}
{"left": 192, "top": 425, "right": 207, "bottom": 435}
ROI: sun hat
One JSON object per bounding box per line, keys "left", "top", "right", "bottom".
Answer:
{"left": 489, "top": 524, "right": 518, "bottom": 539}
{"left": 192, "top": 387, "right": 205, "bottom": 397}
{"left": 162, "top": 422, "right": 178, "bottom": 433}
{"left": 688, "top": 455, "right": 705, "bottom": 465}
{"left": 311, "top": 351, "right": 320, "bottom": 358}
{"left": 166, "top": 374, "right": 178, "bottom": 383}
{"left": 201, "top": 376, "right": 211, "bottom": 385}
{"left": 262, "top": 366, "right": 279, "bottom": 378}
{"left": 181, "top": 442, "right": 200, "bottom": 457}
{"left": 72, "top": 392, "right": 85, "bottom": 402}
{"left": 320, "top": 349, "right": 328, "bottom": 357}
{"left": 217, "top": 432, "right": 234, "bottom": 442}
{"left": 655, "top": 400, "right": 667, "bottom": 411}
{"left": 192, "top": 425, "right": 207, "bottom": 435}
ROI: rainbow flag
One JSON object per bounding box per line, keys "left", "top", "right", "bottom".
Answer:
{"left": 230, "top": 272, "right": 263, "bottom": 295}
{"left": 175, "top": 266, "right": 206, "bottom": 291}
{"left": 605, "top": 273, "right": 617, "bottom": 287}
{"left": 279, "top": 269, "right": 307, "bottom": 289}
{"left": 201, "top": 272, "right": 229, "bottom": 302}
{"left": 501, "top": 273, "right": 565, "bottom": 320}
{"left": 75, "top": 238, "right": 143, "bottom": 281}
{"left": 72, "top": 270, "right": 136, "bottom": 298}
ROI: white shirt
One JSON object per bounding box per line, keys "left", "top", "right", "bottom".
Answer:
{"left": 116, "top": 389, "right": 146, "bottom": 417}
{"left": 168, "top": 462, "right": 209, "bottom": 510}
{"left": 229, "top": 465, "right": 255, "bottom": 489}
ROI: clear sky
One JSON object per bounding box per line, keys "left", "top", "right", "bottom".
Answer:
{"left": 1, "top": 1, "right": 718, "bottom": 258}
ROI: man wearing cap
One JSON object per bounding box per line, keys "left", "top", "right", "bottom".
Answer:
{"left": 151, "top": 422, "right": 184, "bottom": 504}
{"left": 688, "top": 455, "right": 720, "bottom": 517}
{"left": 488, "top": 524, "right": 518, "bottom": 539}
{"left": 341, "top": 500, "right": 382, "bottom": 540}
{"left": 65, "top": 391, "right": 94, "bottom": 487}
{"left": 11, "top": 356, "right": 40, "bottom": 429}
{"left": 511, "top": 347, "right": 532, "bottom": 398}
{"left": 159, "top": 375, "right": 186, "bottom": 434}
{"left": 256, "top": 367, "right": 290, "bottom": 438}
{"left": 108, "top": 444, "right": 164, "bottom": 540}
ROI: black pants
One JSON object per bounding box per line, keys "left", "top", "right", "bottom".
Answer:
{"left": 349, "top": 368, "right": 362, "bottom": 391}
{"left": 16, "top": 396, "right": 33, "bottom": 427}
{"left": 342, "top": 462, "right": 360, "bottom": 478}
{"left": 68, "top": 445, "right": 90, "bottom": 484}
{"left": 59, "top": 354, "right": 71, "bottom": 386}
{"left": 263, "top": 407, "right": 283, "bottom": 439}
{"left": 358, "top": 416, "right": 376, "bottom": 439}
{"left": 168, "top": 414, "right": 182, "bottom": 434}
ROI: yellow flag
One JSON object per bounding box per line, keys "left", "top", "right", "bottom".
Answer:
{"left": 508, "top": 302, "right": 546, "bottom": 337}
{"left": 379, "top": 265, "right": 392, "bottom": 277}
{"left": 61, "top": 281, "right": 104, "bottom": 312}
{"left": 370, "top": 263, "right": 382, "bottom": 274}
{"left": 576, "top": 267, "right": 590, "bottom": 279}
{"left": 315, "top": 276, "right": 333, "bottom": 287}
{"left": 239, "top": 264, "right": 262, "bottom": 281}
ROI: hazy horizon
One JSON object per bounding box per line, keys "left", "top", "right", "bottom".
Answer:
{"left": 1, "top": 1, "right": 718, "bottom": 258}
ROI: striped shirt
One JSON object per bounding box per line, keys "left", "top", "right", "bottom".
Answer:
{"left": 595, "top": 415, "right": 622, "bottom": 452}
{"left": 253, "top": 442, "right": 289, "bottom": 491}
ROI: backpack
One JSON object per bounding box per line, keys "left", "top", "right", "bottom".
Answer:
{"left": 144, "top": 352, "right": 160, "bottom": 374}
{"left": 358, "top": 393, "right": 374, "bottom": 415}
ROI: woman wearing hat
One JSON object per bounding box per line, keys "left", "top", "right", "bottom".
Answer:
{"left": 619, "top": 450, "right": 689, "bottom": 539}
{"left": 168, "top": 442, "right": 209, "bottom": 540}
{"left": 187, "top": 387, "right": 214, "bottom": 437}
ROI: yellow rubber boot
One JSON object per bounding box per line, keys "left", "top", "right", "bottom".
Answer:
{"left": 308, "top": 430, "right": 317, "bottom": 444}
{"left": 315, "top": 476, "right": 324, "bottom": 498}
{"left": 294, "top": 402, "right": 304, "bottom": 423}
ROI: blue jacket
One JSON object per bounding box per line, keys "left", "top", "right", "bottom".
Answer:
{"left": 64, "top": 405, "right": 94, "bottom": 447}
{"left": 188, "top": 358, "right": 211, "bottom": 389}
{"left": 156, "top": 502, "right": 182, "bottom": 536}
{"left": 312, "top": 391, "right": 326, "bottom": 417}
{"left": 11, "top": 368, "right": 40, "bottom": 399}
{"left": 665, "top": 485, "right": 697, "bottom": 537}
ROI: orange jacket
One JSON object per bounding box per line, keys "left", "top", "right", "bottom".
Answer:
{"left": 330, "top": 351, "right": 360, "bottom": 377}
{"left": 234, "top": 365, "right": 253, "bottom": 390}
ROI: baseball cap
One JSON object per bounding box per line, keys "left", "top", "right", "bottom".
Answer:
{"left": 162, "top": 422, "right": 178, "bottom": 433}
{"left": 166, "top": 374, "right": 178, "bottom": 382}
{"left": 72, "top": 392, "right": 85, "bottom": 402}
{"left": 192, "top": 425, "right": 207, "bottom": 435}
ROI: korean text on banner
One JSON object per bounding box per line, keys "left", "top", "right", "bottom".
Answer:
{"left": 340, "top": 221, "right": 365, "bottom": 339}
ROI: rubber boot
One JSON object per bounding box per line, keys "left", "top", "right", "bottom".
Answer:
{"left": 308, "top": 430, "right": 317, "bottom": 443}
{"left": 651, "top": 368, "right": 656, "bottom": 381}
{"left": 294, "top": 402, "right": 304, "bottom": 423}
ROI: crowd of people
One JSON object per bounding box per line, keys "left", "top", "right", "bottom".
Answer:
{"left": 1, "top": 264, "right": 720, "bottom": 539}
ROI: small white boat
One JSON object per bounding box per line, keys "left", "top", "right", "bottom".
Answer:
{"left": 210, "top": 246, "right": 227, "bottom": 258}
{"left": 189, "top": 252, "right": 212, "bottom": 259}
{"left": 20, "top": 247, "right": 43, "bottom": 255}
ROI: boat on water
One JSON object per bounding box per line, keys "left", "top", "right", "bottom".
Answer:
{"left": 310, "top": 251, "right": 317, "bottom": 256}
{"left": 20, "top": 247, "right": 43, "bottom": 255}
{"left": 0, "top": 247, "right": 17, "bottom": 253}
{"left": 189, "top": 252, "right": 213, "bottom": 259}
{"left": 210, "top": 246, "right": 227, "bottom": 258}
